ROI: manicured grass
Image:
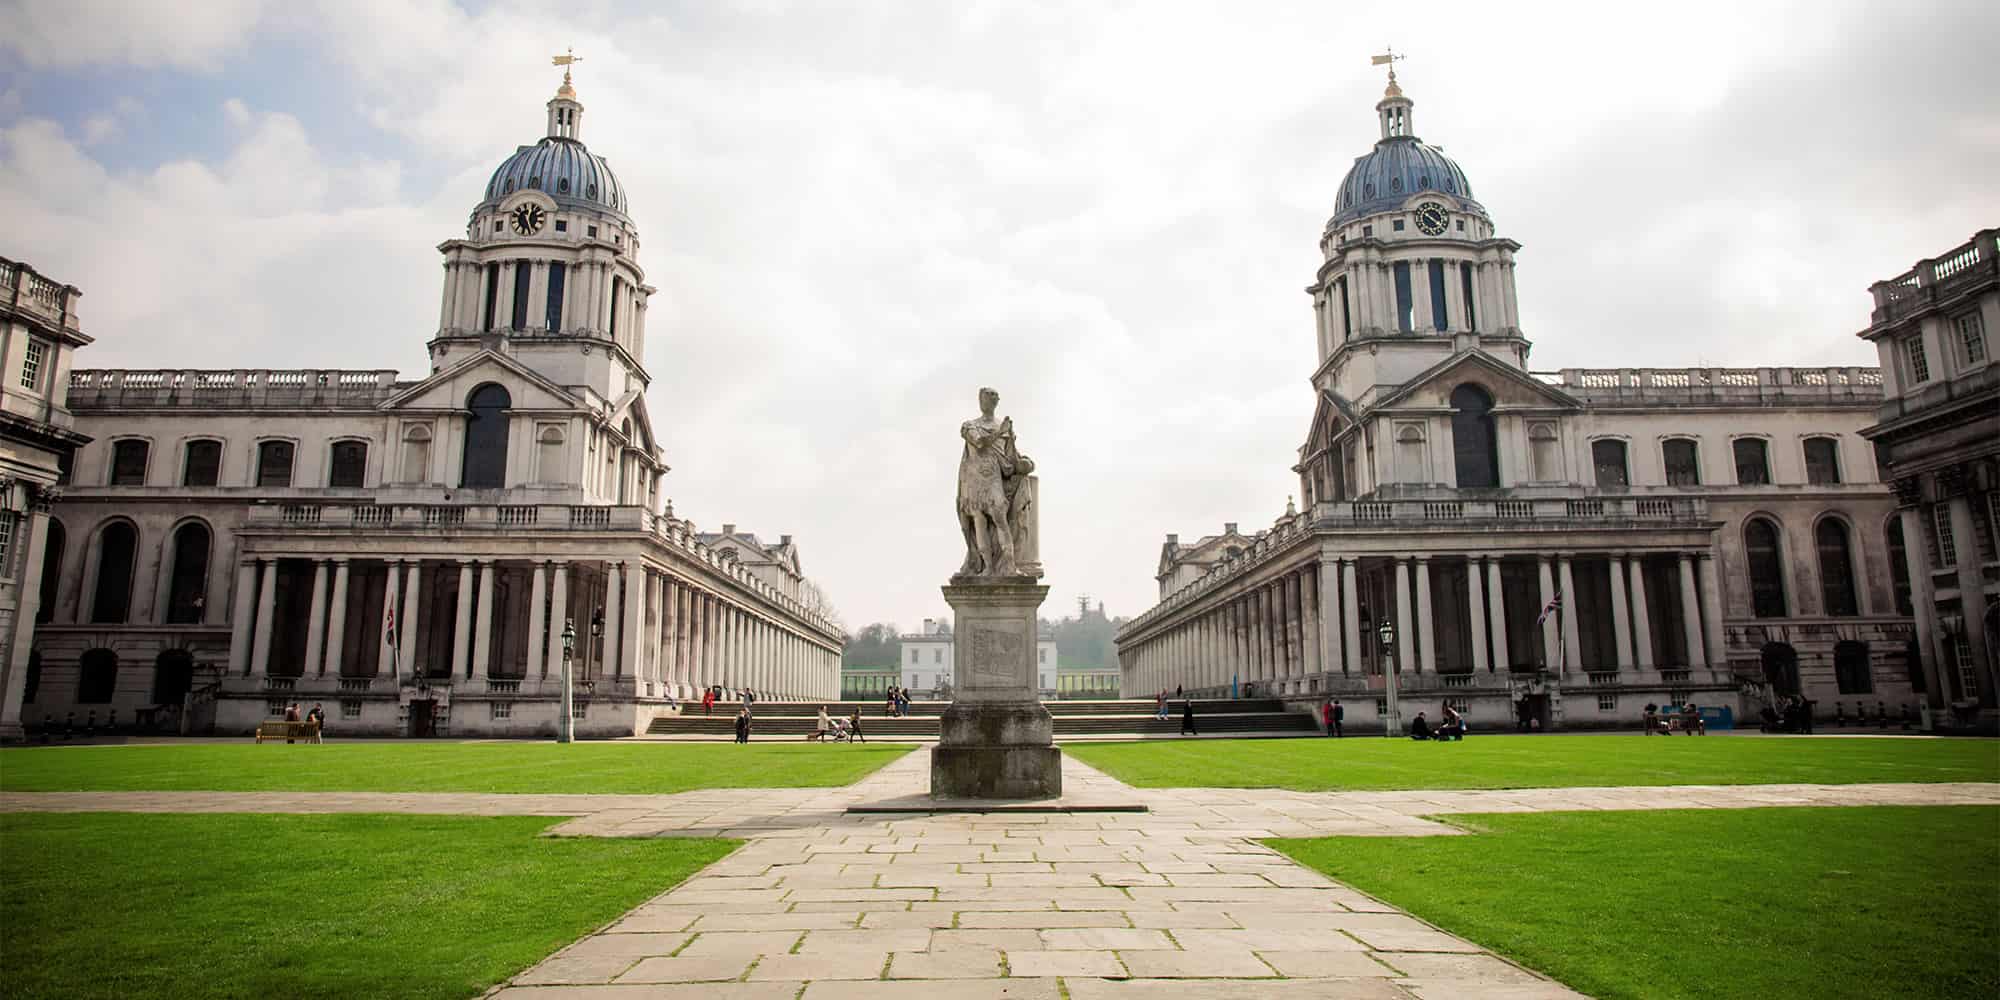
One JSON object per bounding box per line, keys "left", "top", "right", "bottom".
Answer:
{"left": 1270, "top": 806, "right": 1998, "bottom": 1000}
{"left": 1063, "top": 734, "right": 2000, "bottom": 791}
{"left": 0, "top": 741, "right": 912, "bottom": 794}
{"left": 1, "top": 813, "right": 735, "bottom": 1000}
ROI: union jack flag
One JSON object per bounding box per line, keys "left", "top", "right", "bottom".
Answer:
{"left": 384, "top": 607, "right": 397, "bottom": 647}
{"left": 1536, "top": 591, "right": 1563, "bottom": 625}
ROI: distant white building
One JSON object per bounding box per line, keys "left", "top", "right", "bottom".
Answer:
{"left": 901, "top": 617, "right": 1057, "bottom": 699}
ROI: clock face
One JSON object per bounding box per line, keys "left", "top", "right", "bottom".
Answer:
{"left": 510, "top": 204, "right": 547, "bottom": 235}
{"left": 1415, "top": 202, "right": 1449, "bottom": 236}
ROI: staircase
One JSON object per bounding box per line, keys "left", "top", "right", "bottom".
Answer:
{"left": 644, "top": 698, "right": 1317, "bottom": 741}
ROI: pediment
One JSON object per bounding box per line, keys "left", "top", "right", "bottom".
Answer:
{"left": 381, "top": 351, "right": 584, "bottom": 413}
{"left": 607, "top": 390, "right": 660, "bottom": 456}
{"left": 1373, "top": 349, "right": 1583, "bottom": 412}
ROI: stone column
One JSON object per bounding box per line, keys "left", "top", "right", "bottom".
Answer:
{"left": 324, "top": 559, "right": 350, "bottom": 677}
{"left": 659, "top": 576, "right": 679, "bottom": 695}
{"left": 1300, "top": 566, "right": 1322, "bottom": 681}
{"left": 621, "top": 561, "right": 643, "bottom": 682}
{"left": 527, "top": 260, "right": 549, "bottom": 331}
{"left": 1318, "top": 559, "right": 1341, "bottom": 678}
{"left": 1486, "top": 557, "right": 1509, "bottom": 671}
{"left": 548, "top": 562, "right": 569, "bottom": 679}
{"left": 1414, "top": 556, "right": 1436, "bottom": 673}
{"left": 1557, "top": 555, "right": 1581, "bottom": 673}
{"left": 1536, "top": 555, "right": 1558, "bottom": 669}
{"left": 472, "top": 559, "right": 496, "bottom": 679}
{"left": 453, "top": 562, "right": 475, "bottom": 678}
{"left": 1394, "top": 558, "right": 1415, "bottom": 674}
{"left": 601, "top": 563, "right": 623, "bottom": 681}
{"left": 302, "top": 560, "right": 330, "bottom": 678}
{"left": 1628, "top": 556, "right": 1655, "bottom": 669}
{"left": 1677, "top": 554, "right": 1707, "bottom": 668}
{"left": 526, "top": 563, "right": 548, "bottom": 682}
{"left": 399, "top": 561, "right": 422, "bottom": 677}
{"left": 228, "top": 560, "right": 258, "bottom": 675}
{"left": 1340, "top": 560, "right": 1361, "bottom": 677}
{"left": 1466, "top": 557, "right": 1488, "bottom": 673}
{"left": 1698, "top": 553, "right": 1729, "bottom": 670}
{"left": 1288, "top": 571, "right": 1307, "bottom": 685}
{"left": 1609, "top": 553, "right": 1634, "bottom": 669}
{"left": 1443, "top": 261, "right": 1465, "bottom": 330}
{"left": 1268, "top": 581, "right": 1285, "bottom": 681}
{"left": 1411, "top": 258, "right": 1433, "bottom": 331}
{"left": 0, "top": 511, "right": 51, "bottom": 738}
{"left": 1247, "top": 590, "right": 1265, "bottom": 684}
{"left": 1946, "top": 494, "right": 1995, "bottom": 705}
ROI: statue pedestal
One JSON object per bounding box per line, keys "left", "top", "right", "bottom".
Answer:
{"left": 931, "top": 580, "right": 1060, "bottom": 799}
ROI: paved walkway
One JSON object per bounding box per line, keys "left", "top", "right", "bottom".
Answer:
{"left": 8, "top": 753, "right": 1996, "bottom": 999}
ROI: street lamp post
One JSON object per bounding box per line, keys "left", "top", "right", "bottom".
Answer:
{"left": 1378, "top": 618, "right": 1399, "bottom": 738}
{"left": 559, "top": 619, "right": 576, "bottom": 744}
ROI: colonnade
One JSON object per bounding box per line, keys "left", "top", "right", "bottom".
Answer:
{"left": 1122, "top": 549, "right": 1727, "bottom": 697}
{"left": 1316, "top": 247, "right": 1522, "bottom": 357}
{"left": 439, "top": 251, "right": 644, "bottom": 351}
{"left": 228, "top": 554, "right": 838, "bottom": 701}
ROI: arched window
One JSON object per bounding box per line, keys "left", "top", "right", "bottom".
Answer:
{"left": 1745, "top": 517, "right": 1787, "bottom": 618}
{"left": 1592, "top": 439, "right": 1629, "bottom": 488}
{"left": 460, "top": 384, "right": 512, "bottom": 488}
{"left": 328, "top": 441, "right": 368, "bottom": 488}
{"left": 1885, "top": 517, "right": 1913, "bottom": 615}
{"left": 1833, "top": 640, "right": 1872, "bottom": 694}
{"left": 183, "top": 440, "right": 221, "bottom": 486}
{"left": 153, "top": 649, "right": 195, "bottom": 706}
{"left": 1760, "top": 642, "right": 1799, "bottom": 696}
{"left": 1449, "top": 384, "right": 1498, "bottom": 488}
{"left": 90, "top": 521, "right": 138, "bottom": 624}
{"left": 1395, "top": 425, "right": 1427, "bottom": 483}
{"left": 1815, "top": 518, "right": 1858, "bottom": 617}
{"left": 166, "top": 521, "right": 211, "bottom": 624}
{"left": 256, "top": 440, "right": 295, "bottom": 487}
{"left": 401, "top": 425, "right": 433, "bottom": 483}
{"left": 1662, "top": 438, "right": 1700, "bottom": 486}
{"left": 110, "top": 439, "right": 149, "bottom": 486}
{"left": 36, "top": 519, "right": 64, "bottom": 624}
{"left": 77, "top": 648, "right": 118, "bottom": 704}
{"left": 1733, "top": 438, "right": 1770, "bottom": 485}
{"left": 1529, "top": 424, "right": 1559, "bottom": 482}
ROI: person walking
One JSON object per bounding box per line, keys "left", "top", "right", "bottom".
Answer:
{"left": 1180, "top": 699, "right": 1197, "bottom": 736}
{"left": 848, "top": 709, "right": 866, "bottom": 743}
{"left": 284, "top": 702, "right": 301, "bottom": 743}
{"left": 898, "top": 687, "right": 911, "bottom": 717}
{"left": 1331, "top": 699, "right": 1344, "bottom": 738}
{"left": 702, "top": 687, "right": 715, "bottom": 717}
{"left": 1155, "top": 690, "right": 1169, "bottom": 721}
{"left": 734, "top": 708, "right": 751, "bottom": 743}
{"left": 306, "top": 703, "right": 326, "bottom": 742}
{"left": 886, "top": 685, "right": 900, "bottom": 718}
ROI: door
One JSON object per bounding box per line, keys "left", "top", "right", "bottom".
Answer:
{"left": 409, "top": 699, "right": 435, "bottom": 738}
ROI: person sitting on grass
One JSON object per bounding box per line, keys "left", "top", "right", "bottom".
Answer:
{"left": 1409, "top": 711, "right": 1432, "bottom": 740}
{"left": 1435, "top": 705, "right": 1466, "bottom": 741}
{"left": 1679, "top": 702, "right": 1705, "bottom": 735}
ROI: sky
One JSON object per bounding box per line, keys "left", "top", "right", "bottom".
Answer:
{"left": 3, "top": 0, "right": 1996, "bottom": 635}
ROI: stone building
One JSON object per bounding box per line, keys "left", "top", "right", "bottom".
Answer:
{"left": 13, "top": 68, "right": 844, "bottom": 738}
{"left": 901, "top": 617, "right": 1057, "bottom": 699}
{"left": 0, "top": 258, "right": 92, "bottom": 741}
{"left": 1115, "top": 69, "right": 1918, "bottom": 731}
{"left": 1857, "top": 229, "right": 1998, "bottom": 720}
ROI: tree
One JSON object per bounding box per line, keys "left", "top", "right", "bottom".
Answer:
{"left": 843, "top": 622, "right": 902, "bottom": 667}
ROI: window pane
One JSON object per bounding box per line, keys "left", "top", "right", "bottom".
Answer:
{"left": 1745, "top": 519, "right": 1786, "bottom": 617}
{"left": 257, "top": 441, "right": 294, "bottom": 487}
{"left": 1803, "top": 438, "right": 1840, "bottom": 485}
{"left": 1733, "top": 439, "right": 1769, "bottom": 485}
{"left": 183, "top": 440, "right": 221, "bottom": 486}
{"left": 110, "top": 441, "right": 149, "bottom": 486}
{"left": 329, "top": 442, "right": 367, "bottom": 488}
{"left": 1663, "top": 439, "right": 1699, "bottom": 486}
{"left": 1392, "top": 261, "right": 1412, "bottom": 332}
{"left": 1906, "top": 336, "right": 1929, "bottom": 382}
{"left": 1816, "top": 519, "right": 1857, "bottom": 616}
{"left": 1591, "top": 440, "right": 1628, "bottom": 488}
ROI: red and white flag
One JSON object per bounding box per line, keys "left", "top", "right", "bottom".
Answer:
{"left": 1536, "top": 591, "right": 1563, "bottom": 625}
{"left": 384, "top": 607, "right": 397, "bottom": 647}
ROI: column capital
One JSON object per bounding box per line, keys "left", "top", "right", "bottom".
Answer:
{"left": 1696, "top": 550, "right": 1716, "bottom": 561}
{"left": 330, "top": 555, "right": 350, "bottom": 564}
{"left": 1413, "top": 554, "right": 1431, "bottom": 564}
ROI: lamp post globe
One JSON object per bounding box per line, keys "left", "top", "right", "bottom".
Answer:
{"left": 1377, "top": 618, "right": 1400, "bottom": 737}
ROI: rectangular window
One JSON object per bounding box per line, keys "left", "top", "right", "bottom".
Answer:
{"left": 183, "top": 440, "right": 221, "bottom": 486}
{"left": 328, "top": 441, "right": 367, "bottom": 488}
{"left": 553, "top": 220, "right": 568, "bottom": 233}
{"left": 1429, "top": 259, "right": 1449, "bottom": 332}
{"left": 1597, "top": 694, "right": 1617, "bottom": 711}
{"left": 608, "top": 276, "right": 622, "bottom": 338}
{"left": 341, "top": 700, "right": 362, "bottom": 719}
{"left": 933, "top": 649, "right": 942, "bottom": 664}
{"left": 1591, "top": 439, "right": 1629, "bottom": 488}
{"left": 1906, "top": 335, "right": 1930, "bottom": 382}
{"left": 1662, "top": 439, "right": 1700, "bottom": 486}
{"left": 1392, "top": 261, "right": 1413, "bottom": 333}
{"left": 1361, "top": 225, "right": 1373, "bottom": 237}
{"left": 110, "top": 440, "right": 149, "bottom": 486}
{"left": 1460, "top": 264, "right": 1477, "bottom": 331}
{"left": 1934, "top": 505, "right": 1957, "bottom": 567}
{"left": 20, "top": 339, "right": 46, "bottom": 390}
{"left": 257, "top": 441, "right": 295, "bottom": 488}
{"left": 1803, "top": 437, "right": 1841, "bottom": 485}
{"left": 509, "top": 259, "right": 531, "bottom": 330}
{"left": 1733, "top": 438, "right": 1770, "bottom": 485}
{"left": 481, "top": 261, "right": 500, "bottom": 332}
{"left": 1958, "top": 312, "right": 1987, "bottom": 365}
{"left": 266, "top": 699, "right": 287, "bottom": 716}
{"left": 1954, "top": 638, "right": 1977, "bottom": 700}
{"left": 587, "top": 225, "right": 598, "bottom": 238}
{"left": 490, "top": 701, "right": 512, "bottom": 720}
{"left": 1337, "top": 277, "right": 1352, "bottom": 339}
{"left": 545, "top": 261, "right": 566, "bottom": 331}
{"left": 1392, "top": 219, "right": 1405, "bottom": 232}
{"left": 0, "top": 514, "right": 13, "bottom": 577}
{"left": 1375, "top": 698, "right": 1388, "bottom": 715}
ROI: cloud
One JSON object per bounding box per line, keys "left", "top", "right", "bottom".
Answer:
{"left": 0, "top": 0, "right": 265, "bottom": 72}
{"left": 5, "top": 0, "right": 1998, "bottom": 633}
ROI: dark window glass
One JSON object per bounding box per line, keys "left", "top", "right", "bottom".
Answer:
{"left": 1392, "top": 219, "right": 1405, "bottom": 231}
{"left": 1733, "top": 438, "right": 1770, "bottom": 485}
{"left": 1392, "top": 262, "right": 1412, "bottom": 332}
{"left": 166, "top": 522, "right": 211, "bottom": 624}
{"left": 77, "top": 648, "right": 117, "bottom": 704}
{"left": 1803, "top": 437, "right": 1841, "bottom": 485}
{"left": 1816, "top": 519, "right": 1858, "bottom": 616}
{"left": 1886, "top": 518, "right": 1913, "bottom": 615}
{"left": 1460, "top": 264, "right": 1477, "bottom": 331}
{"left": 56, "top": 449, "right": 72, "bottom": 485}
{"left": 1833, "top": 641, "right": 1872, "bottom": 694}
{"left": 1745, "top": 518, "right": 1787, "bottom": 617}
{"left": 481, "top": 261, "right": 500, "bottom": 332}
{"left": 545, "top": 261, "right": 566, "bottom": 331}
{"left": 609, "top": 275, "right": 622, "bottom": 338}
{"left": 329, "top": 441, "right": 367, "bottom": 488}
{"left": 460, "top": 384, "right": 512, "bottom": 489}
{"left": 110, "top": 440, "right": 149, "bottom": 486}
{"left": 36, "top": 520, "right": 64, "bottom": 624}
{"left": 1449, "top": 384, "right": 1498, "bottom": 488}
{"left": 256, "top": 441, "right": 294, "bottom": 487}
{"left": 1428, "top": 259, "right": 1449, "bottom": 332}
{"left": 183, "top": 440, "right": 221, "bottom": 486}
{"left": 1663, "top": 439, "right": 1700, "bottom": 486}
{"left": 90, "top": 522, "right": 137, "bottom": 624}
{"left": 1591, "top": 440, "right": 1628, "bottom": 488}
{"left": 510, "top": 259, "right": 531, "bottom": 329}
{"left": 1337, "top": 277, "right": 1351, "bottom": 339}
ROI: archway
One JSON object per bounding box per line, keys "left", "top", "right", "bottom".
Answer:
{"left": 77, "top": 648, "right": 118, "bottom": 704}
{"left": 1744, "top": 518, "right": 1787, "bottom": 617}
{"left": 90, "top": 521, "right": 137, "bottom": 624}
{"left": 1833, "top": 640, "right": 1871, "bottom": 695}
{"left": 36, "top": 519, "right": 64, "bottom": 623}
{"left": 153, "top": 649, "right": 195, "bottom": 706}
{"left": 1449, "top": 384, "right": 1499, "bottom": 488}
{"left": 1760, "top": 642, "right": 1800, "bottom": 696}
{"left": 460, "top": 383, "right": 512, "bottom": 488}
{"left": 166, "top": 521, "right": 211, "bottom": 624}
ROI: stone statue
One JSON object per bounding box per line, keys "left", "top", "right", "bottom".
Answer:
{"left": 956, "top": 387, "right": 1040, "bottom": 579}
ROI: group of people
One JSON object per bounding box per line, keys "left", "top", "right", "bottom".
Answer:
{"left": 1152, "top": 691, "right": 1200, "bottom": 734}
{"left": 700, "top": 685, "right": 757, "bottom": 717}
{"left": 884, "top": 685, "right": 914, "bottom": 717}
{"left": 1409, "top": 703, "right": 1467, "bottom": 741}
{"left": 1757, "top": 695, "right": 1816, "bottom": 734}
{"left": 810, "top": 706, "right": 868, "bottom": 743}
{"left": 1642, "top": 701, "right": 1706, "bottom": 735}
{"left": 281, "top": 702, "right": 327, "bottom": 743}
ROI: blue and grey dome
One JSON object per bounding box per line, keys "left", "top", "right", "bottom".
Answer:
{"left": 1331, "top": 136, "right": 1482, "bottom": 228}
{"left": 481, "top": 137, "right": 628, "bottom": 215}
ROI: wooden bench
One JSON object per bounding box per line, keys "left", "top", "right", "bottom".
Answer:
{"left": 254, "top": 720, "right": 321, "bottom": 744}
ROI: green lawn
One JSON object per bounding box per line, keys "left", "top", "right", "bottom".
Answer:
{"left": 1270, "top": 806, "right": 1998, "bottom": 1000}
{"left": 0, "top": 742, "right": 912, "bottom": 794}
{"left": 1, "top": 813, "right": 735, "bottom": 1000}
{"left": 1063, "top": 734, "right": 2000, "bottom": 791}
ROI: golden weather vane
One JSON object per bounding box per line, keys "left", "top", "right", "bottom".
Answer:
{"left": 552, "top": 46, "right": 583, "bottom": 84}
{"left": 1371, "top": 46, "right": 1404, "bottom": 83}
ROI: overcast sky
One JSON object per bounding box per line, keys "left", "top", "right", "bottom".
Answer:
{"left": 3, "top": 0, "right": 1996, "bottom": 634}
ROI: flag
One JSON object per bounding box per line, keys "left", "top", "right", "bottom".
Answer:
{"left": 1536, "top": 591, "right": 1563, "bottom": 625}
{"left": 384, "top": 607, "right": 397, "bottom": 647}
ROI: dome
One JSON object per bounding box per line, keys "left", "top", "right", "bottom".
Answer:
{"left": 480, "top": 137, "right": 628, "bottom": 216}
{"left": 1330, "top": 136, "right": 1483, "bottom": 228}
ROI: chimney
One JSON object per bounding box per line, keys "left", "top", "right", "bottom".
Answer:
{"left": 1225, "top": 522, "right": 1239, "bottom": 534}
{"left": 923, "top": 618, "right": 935, "bottom": 635}
{"left": 1166, "top": 533, "right": 1179, "bottom": 545}
{"left": 780, "top": 534, "right": 793, "bottom": 545}
{"left": 722, "top": 523, "right": 735, "bottom": 535}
